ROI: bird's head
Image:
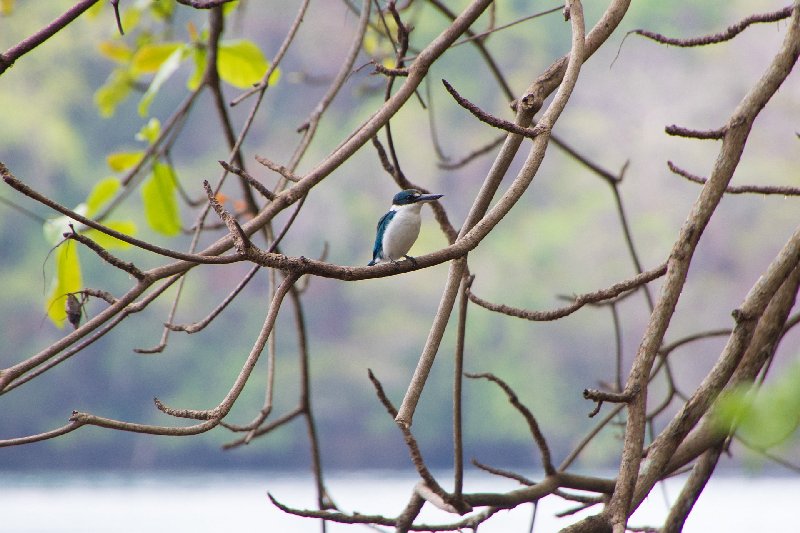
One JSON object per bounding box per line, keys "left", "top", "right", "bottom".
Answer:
{"left": 392, "top": 189, "right": 443, "bottom": 207}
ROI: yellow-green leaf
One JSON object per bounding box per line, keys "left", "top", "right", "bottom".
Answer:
{"left": 43, "top": 203, "right": 88, "bottom": 246}
{"left": 138, "top": 46, "right": 186, "bottom": 116}
{"left": 363, "top": 33, "right": 379, "bottom": 56}
{"left": 121, "top": 5, "right": 141, "bottom": 32}
{"left": 107, "top": 151, "right": 143, "bottom": 172}
{"left": 713, "top": 363, "right": 800, "bottom": 449}
{"left": 187, "top": 46, "right": 206, "bottom": 91}
{"left": 98, "top": 40, "right": 133, "bottom": 63}
{"left": 94, "top": 69, "right": 133, "bottom": 118}
{"left": 217, "top": 40, "right": 274, "bottom": 89}
{"left": 151, "top": 0, "right": 174, "bottom": 19}
{"left": 222, "top": 1, "right": 240, "bottom": 16}
{"left": 46, "top": 240, "right": 83, "bottom": 328}
{"left": 85, "top": 177, "right": 121, "bottom": 218}
{"left": 86, "top": 1, "right": 103, "bottom": 18}
{"left": 83, "top": 221, "right": 137, "bottom": 250}
{"left": 1, "top": 0, "right": 15, "bottom": 16}
{"left": 131, "top": 42, "right": 183, "bottom": 74}
{"left": 141, "top": 162, "right": 181, "bottom": 236}
{"left": 135, "top": 117, "right": 161, "bottom": 144}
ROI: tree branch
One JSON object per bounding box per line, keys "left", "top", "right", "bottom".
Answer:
{"left": 0, "top": 0, "right": 103, "bottom": 75}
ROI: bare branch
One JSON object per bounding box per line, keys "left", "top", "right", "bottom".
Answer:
{"left": 467, "top": 263, "right": 666, "bottom": 321}
{"left": 0, "top": 0, "right": 103, "bottom": 75}
{"left": 665, "top": 124, "right": 726, "bottom": 139}
{"left": 0, "top": 421, "right": 84, "bottom": 447}
{"left": 437, "top": 134, "right": 504, "bottom": 169}
{"left": 368, "top": 369, "right": 471, "bottom": 514}
{"left": 441, "top": 79, "right": 546, "bottom": 140}
{"left": 64, "top": 227, "right": 145, "bottom": 280}
{"left": 175, "top": 0, "right": 239, "bottom": 9}
{"left": 1, "top": 164, "right": 241, "bottom": 265}
{"left": 203, "top": 179, "right": 252, "bottom": 255}
{"left": 669, "top": 160, "right": 800, "bottom": 195}
{"left": 631, "top": 6, "right": 794, "bottom": 47}
{"left": 219, "top": 161, "right": 275, "bottom": 200}
{"left": 373, "top": 61, "right": 409, "bottom": 77}
{"left": 471, "top": 460, "right": 535, "bottom": 485}
{"left": 167, "top": 265, "right": 261, "bottom": 334}
{"left": 254, "top": 154, "right": 301, "bottom": 182}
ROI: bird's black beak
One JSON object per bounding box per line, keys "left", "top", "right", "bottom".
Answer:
{"left": 417, "top": 193, "right": 443, "bottom": 203}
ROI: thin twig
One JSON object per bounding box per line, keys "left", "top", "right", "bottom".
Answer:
{"left": 438, "top": 134, "right": 504, "bottom": 170}
{"left": 175, "top": 0, "right": 239, "bottom": 9}
{"left": 368, "top": 370, "right": 471, "bottom": 514}
{"left": 255, "top": 155, "right": 302, "bottom": 182}
{"left": 219, "top": 161, "right": 276, "bottom": 200}
{"left": 467, "top": 264, "right": 667, "bottom": 321}
{"left": 453, "top": 275, "right": 470, "bottom": 500}
{"left": 630, "top": 6, "right": 794, "bottom": 47}
{"left": 0, "top": 0, "right": 102, "bottom": 75}
{"left": 471, "top": 459, "right": 534, "bottom": 485}
{"left": 1, "top": 165, "right": 241, "bottom": 265}
{"left": 669, "top": 160, "right": 800, "bottom": 195}
{"left": 665, "top": 124, "right": 726, "bottom": 139}
{"left": 0, "top": 421, "right": 85, "bottom": 447}
{"left": 465, "top": 372, "right": 555, "bottom": 475}
{"left": 442, "top": 79, "right": 546, "bottom": 140}
{"left": 64, "top": 228, "right": 145, "bottom": 280}
{"left": 230, "top": 0, "right": 311, "bottom": 106}
{"left": 166, "top": 265, "right": 261, "bottom": 334}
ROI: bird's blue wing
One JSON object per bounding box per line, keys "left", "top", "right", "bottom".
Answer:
{"left": 369, "top": 210, "right": 395, "bottom": 265}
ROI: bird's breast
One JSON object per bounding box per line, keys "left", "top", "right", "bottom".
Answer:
{"left": 382, "top": 210, "right": 422, "bottom": 260}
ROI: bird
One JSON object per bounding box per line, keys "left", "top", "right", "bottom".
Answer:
{"left": 368, "top": 189, "right": 443, "bottom": 266}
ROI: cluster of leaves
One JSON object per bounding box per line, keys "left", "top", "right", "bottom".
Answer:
{"left": 42, "top": 176, "right": 134, "bottom": 326}
{"left": 92, "top": 1, "right": 278, "bottom": 117}
{"left": 42, "top": 0, "right": 279, "bottom": 328}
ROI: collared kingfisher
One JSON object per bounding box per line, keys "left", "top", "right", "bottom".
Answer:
{"left": 368, "top": 189, "right": 443, "bottom": 266}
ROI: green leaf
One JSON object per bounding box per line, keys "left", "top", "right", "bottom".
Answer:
{"left": 121, "top": 4, "right": 142, "bottom": 32}
{"left": 86, "top": 0, "right": 103, "bottom": 18}
{"left": 135, "top": 117, "right": 162, "bottom": 144}
{"left": 131, "top": 42, "right": 183, "bottom": 74}
{"left": 714, "top": 364, "right": 800, "bottom": 449}
{"left": 107, "top": 151, "right": 144, "bottom": 172}
{"left": 83, "top": 221, "right": 137, "bottom": 249}
{"left": 222, "top": 1, "right": 240, "bottom": 16}
{"left": 141, "top": 162, "right": 181, "bottom": 236}
{"left": 217, "top": 40, "right": 277, "bottom": 89}
{"left": 138, "top": 46, "right": 186, "bottom": 116}
{"left": 151, "top": 0, "right": 174, "bottom": 19}
{"left": 85, "top": 177, "right": 121, "bottom": 218}
{"left": 94, "top": 69, "right": 133, "bottom": 118}
{"left": 46, "top": 240, "right": 83, "bottom": 328}
{"left": 187, "top": 46, "right": 206, "bottom": 91}
{"left": 98, "top": 40, "right": 134, "bottom": 63}
{"left": 43, "top": 204, "right": 88, "bottom": 246}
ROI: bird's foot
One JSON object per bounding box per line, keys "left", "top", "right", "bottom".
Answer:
{"left": 403, "top": 255, "right": 418, "bottom": 267}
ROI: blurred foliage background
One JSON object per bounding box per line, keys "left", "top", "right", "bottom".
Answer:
{"left": 0, "top": 0, "right": 798, "bottom": 472}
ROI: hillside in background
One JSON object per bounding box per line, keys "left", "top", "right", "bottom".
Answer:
{"left": 1, "top": 0, "right": 798, "bottom": 473}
